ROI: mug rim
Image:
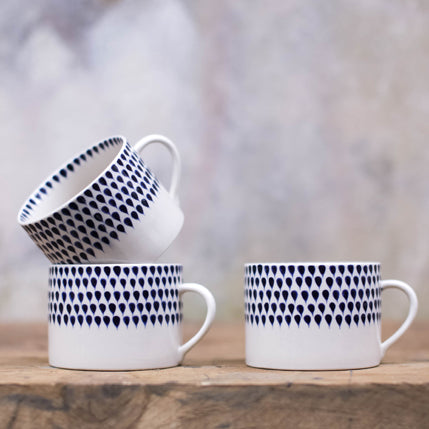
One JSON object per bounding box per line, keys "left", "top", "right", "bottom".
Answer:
{"left": 17, "top": 135, "right": 127, "bottom": 226}
{"left": 50, "top": 263, "right": 183, "bottom": 268}
{"left": 245, "top": 262, "right": 381, "bottom": 266}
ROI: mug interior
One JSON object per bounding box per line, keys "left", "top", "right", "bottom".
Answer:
{"left": 18, "top": 137, "right": 124, "bottom": 224}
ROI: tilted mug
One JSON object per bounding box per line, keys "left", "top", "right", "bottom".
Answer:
{"left": 18, "top": 135, "right": 183, "bottom": 263}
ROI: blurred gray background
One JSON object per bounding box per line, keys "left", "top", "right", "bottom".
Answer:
{"left": 1, "top": 0, "right": 428, "bottom": 321}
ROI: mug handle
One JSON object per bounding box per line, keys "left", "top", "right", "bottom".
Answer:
{"left": 380, "top": 280, "right": 418, "bottom": 357}
{"left": 133, "top": 135, "right": 181, "bottom": 202}
{"left": 177, "top": 283, "right": 216, "bottom": 360}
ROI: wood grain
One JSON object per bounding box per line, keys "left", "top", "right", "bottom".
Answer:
{"left": 0, "top": 321, "right": 428, "bottom": 428}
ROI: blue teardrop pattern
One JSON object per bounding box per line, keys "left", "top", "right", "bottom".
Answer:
{"left": 48, "top": 265, "right": 183, "bottom": 329}
{"left": 20, "top": 138, "right": 161, "bottom": 264}
{"left": 244, "top": 263, "right": 381, "bottom": 329}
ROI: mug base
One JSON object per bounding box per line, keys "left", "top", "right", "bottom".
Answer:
{"left": 245, "top": 359, "right": 381, "bottom": 371}
{"left": 48, "top": 360, "right": 180, "bottom": 371}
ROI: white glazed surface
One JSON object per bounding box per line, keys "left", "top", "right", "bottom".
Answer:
{"left": 245, "top": 323, "right": 382, "bottom": 370}
{"left": 49, "top": 323, "right": 182, "bottom": 370}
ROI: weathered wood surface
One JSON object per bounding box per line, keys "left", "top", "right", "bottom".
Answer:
{"left": 0, "top": 322, "right": 428, "bottom": 428}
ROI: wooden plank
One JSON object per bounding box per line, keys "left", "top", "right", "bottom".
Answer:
{"left": 0, "top": 322, "right": 428, "bottom": 428}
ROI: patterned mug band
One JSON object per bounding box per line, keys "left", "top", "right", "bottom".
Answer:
{"left": 245, "top": 263, "right": 382, "bottom": 329}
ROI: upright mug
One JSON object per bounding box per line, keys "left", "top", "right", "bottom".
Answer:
{"left": 245, "top": 262, "right": 418, "bottom": 370}
{"left": 18, "top": 135, "right": 183, "bottom": 263}
{"left": 48, "top": 264, "right": 216, "bottom": 370}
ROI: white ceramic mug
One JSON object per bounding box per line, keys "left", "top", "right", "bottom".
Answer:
{"left": 245, "top": 262, "right": 418, "bottom": 370}
{"left": 18, "top": 135, "right": 183, "bottom": 263}
{"left": 48, "top": 264, "right": 216, "bottom": 370}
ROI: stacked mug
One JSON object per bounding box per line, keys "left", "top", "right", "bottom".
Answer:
{"left": 18, "top": 135, "right": 216, "bottom": 370}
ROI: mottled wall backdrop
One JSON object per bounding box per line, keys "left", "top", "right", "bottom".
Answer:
{"left": 1, "top": 0, "right": 428, "bottom": 321}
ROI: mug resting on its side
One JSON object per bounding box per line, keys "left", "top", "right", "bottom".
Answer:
{"left": 244, "top": 262, "right": 418, "bottom": 370}
{"left": 18, "top": 135, "right": 183, "bottom": 264}
{"left": 48, "top": 264, "right": 216, "bottom": 370}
